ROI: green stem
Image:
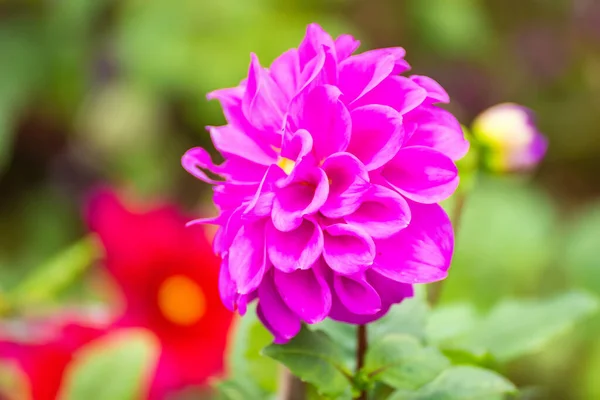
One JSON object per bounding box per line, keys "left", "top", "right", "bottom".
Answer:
{"left": 355, "top": 324, "right": 368, "bottom": 400}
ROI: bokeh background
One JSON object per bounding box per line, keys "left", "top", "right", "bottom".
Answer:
{"left": 1, "top": 0, "right": 599, "bottom": 398}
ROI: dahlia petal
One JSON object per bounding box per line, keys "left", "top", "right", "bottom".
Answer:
{"left": 347, "top": 105, "right": 404, "bottom": 171}
{"left": 258, "top": 273, "right": 302, "bottom": 343}
{"left": 209, "top": 125, "right": 277, "bottom": 166}
{"left": 339, "top": 51, "right": 395, "bottom": 104}
{"left": 208, "top": 84, "right": 281, "bottom": 148}
{"left": 333, "top": 273, "right": 381, "bottom": 315}
{"left": 181, "top": 147, "right": 224, "bottom": 184}
{"left": 410, "top": 75, "right": 450, "bottom": 104}
{"left": 366, "top": 269, "right": 414, "bottom": 306}
{"left": 323, "top": 223, "right": 375, "bottom": 275}
{"left": 270, "top": 48, "right": 301, "bottom": 103}
{"left": 345, "top": 184, "right": 411, "bottom": 239}
{"left": 219, "top": 257, "right": 238, "bottom": 311}
{"left": 373, "top": 202, "right": 453, "bottom": 284}
{"left": 298, "top": 46, "right": 338, "bottom": 94}
{"left": 404, "top": 106, "right": 469, "bottom": 161}
{"left": 220, "top": 157, "right": 269, "bottom": 183}
{"left": 207, "top": 86, "right": 245, "bottom": 125}
{"left": 320, "top": 152, "right": 370, "bottom": 218}
{"left": 228, "top": 219, "right": 268, "bottom": 294}
{"left": 267, "top": 219, "right": 323, "bottom": 272}
{"left": 335, "top": 34, "right": 361, "bottom": 61}
{"left": 382, "top": 146, "right": 459, "bottom": 203}
{"left": 272, "top": 163, "right": 329, "bottom": 231}
{"left": 366, "top": 47, "right": 411, "bottom": 75}
{"left": 290, "top": 84, "right": 351, "bottom": 161}
{"left": 274, "top": 265, "right": 331, "bottom": 324}
{"left": 243, "top": 53, "right": 287, "bottom": 133}
{"left": 281, "top": 129, "right": 313, "bottom": 162}
{"left": 244, "top": 166, "right": 286, "bottom": 219}
{"left": 213, "top": 182, "right": 258, "bottom": 211}
{"left": 352, "top": 76, "right": 427, "bottom": 115}
{"left": 298, "top": 23, "right": 336, "bottom": 69}
{"left": 238, "top": 292, "right": 256, "bottom": 316}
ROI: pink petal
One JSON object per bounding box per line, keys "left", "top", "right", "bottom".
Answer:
{"left": 281, "top": 129, "right": 314, "bottom": 162}
{"left": 351, "top": 76, "right": 427, "bottom": 115}
{"left": 366, "top": 269, "right": 414, "bottom": 307}
{"left": 410, "top": 75, "right": 450, "bottom": 104}
{"left": 270, "top": 48, "right": 301, "bottom": 103}
{"left": 181, "top": 147, "right": 224, "bottom": 184}
{"left": 338, "top": 51, "right": 395, "bottom": 104}
{"left": 404, "top": 105, "right": 470, "bottom": 161}
{"left": 373, "top": 202, "right": 453, "bottom": 284}
{"left": 333, "top": 273, "right": 381, "bottom": 315}
{"left": 219, "top": 256, "right": 238, "bottom": 311}
{"left": 298, "top": 23, "right": 336, "bottom": 69}
{"left": 258, "top": 273, "right": 302, "bottom": 344}
{"left": 243, "top": 53, "right": 287, "bottom": 133}
{"left": 244, "top": 166, "right": 287, "bottom": 219}
{"left": 272, "top": 163, "right": 329, "bottom": 231}
{"left": 335, "top": 34, "right": 361, "bottom": 61}
{"left": 228, "top": 219, "right": 269, "bottom": 294}
{"left": 382, "top": 146, "right": 459, "bottom": 204}
{"left": 289, "top": 84, "right": 351, "bottom": 161}
{"left": 209, "top": 125, "right": 277, "bottom": 166}
{"left": 274, "top": 264, "right": 331, "bottom": 324}
{"left": 347, "top": 105, "right": 404, "bottom": 171}
{"left": 323, "top": 223, "right": 375, "bottom": 275}
{"left": 366, "top": 47, "right": 411, "bottom": 75}
{"left": 208, "top": 85, "right": 281, "bottom": 148}
{"left": 320, "top": 152, "right": 370, "bottom": 218}
{"left": 344, "top": 184, "right": 411, "bottom": 239}
{"left": 213, "top": 182, "right": 258, "bottom": 211}
{"left": 267, "top": 219, "right": 323, "bottom": 272}
{"left": 297, "top": 46, "right": 338, "bottom": 94}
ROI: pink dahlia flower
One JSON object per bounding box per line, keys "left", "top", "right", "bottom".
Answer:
{"left": 182, "top": 23, "right": 468, "bottom": 343}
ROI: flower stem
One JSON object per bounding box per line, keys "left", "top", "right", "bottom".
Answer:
{"left": 427, "top": 191, "right": 468, "bottom": 305}
{"left": 355, "top": 324, "right": 368, "bottom": 400}
{"left": 278, "top": 367, "right": 306, "bottom": 400}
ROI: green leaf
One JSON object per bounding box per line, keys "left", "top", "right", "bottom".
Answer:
{"left": 8, "top": 235, "right": 102, "bottom": 309}
{"left": 61, "top": 330, "right": 159, "bottom": 400}
{"left": 216, "top": 378, "right": 266, "bottom": 400}
{"left": 363, "top": 334, "right": 450, "bottom": 390}
{"left": 426, "top": 303, "right": 478, "bottom": 345}
{"left": 388, "top": 366, "right": 516, "bottom": 400}
{"left": 312, "top": 319, "right": 357, "bottom": 370}
{"left": 262, "top": 326, "right": 352, "bottom": 398}
{"left": 441, "top": 177, "right": 558, "bottom": 308}
{"left": 370, "top": 296, "right": 430, "bottom": 343}
{"left": 228, "top": 305, "right": 278, "bottom": 394}
{"left": 453, "top": 291, "right": 599, "bottom": 362}
{"left": 564, "top": 203, "right": 600, "bottom": 297}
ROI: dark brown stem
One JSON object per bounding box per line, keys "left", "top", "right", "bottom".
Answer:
{"left": 355, "top": 324, "right": 368, "bottom": 400}
{"left": 427, "top": 192, "right": 468, "bottom": 306}
{"left": 278, "top": 367, "right": 306, "bottom": 400}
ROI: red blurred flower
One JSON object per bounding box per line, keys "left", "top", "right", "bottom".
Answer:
{"left": 86, "top": 189, "right": 234, "bottom": 399}
{"left": 0, "top": 314, "right": 105, "bottom": 400}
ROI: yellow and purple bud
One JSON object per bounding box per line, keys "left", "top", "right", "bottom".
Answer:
{"left": 472, "top": 103, "right": 547, "bottom": 173}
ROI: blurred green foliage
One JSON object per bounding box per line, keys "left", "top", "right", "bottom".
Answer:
{"left": 0, "top": 0, "right": 599, "bottom": 399}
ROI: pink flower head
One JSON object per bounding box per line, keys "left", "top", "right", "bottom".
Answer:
{"left": 182, "top": 23, "right": 467, "bottom": 343}
{"left": 85, "top": 189, "right": 234, "bottom": 398}
{"left": 472, "top": 103, "right": 547, "bottom": 172}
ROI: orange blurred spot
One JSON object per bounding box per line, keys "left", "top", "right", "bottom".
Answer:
{"left": 157, "top": 275, "right": 206, "bottom": 326}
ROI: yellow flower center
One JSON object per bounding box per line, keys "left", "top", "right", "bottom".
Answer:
{"left": 277, "top": 157, "right": 296, "bottom": 175}
{"left": 157, "top": 275, "right": 206, "bottom": 326}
